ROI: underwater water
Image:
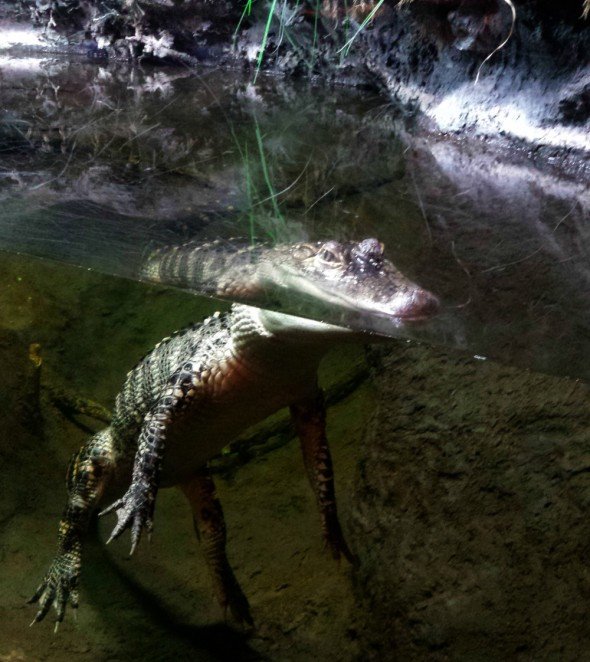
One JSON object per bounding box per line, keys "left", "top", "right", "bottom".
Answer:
{"left": 0, "top": 55, "right": 589, "bottom": 660}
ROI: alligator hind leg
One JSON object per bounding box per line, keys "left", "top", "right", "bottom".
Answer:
{"left": 181, "top": 468, "right": 253, "bottom": 626}
{"left": 29, "top": 429, "right": 115, "bottom": 627}
{"left": 290, "top": 391, "right": 357, "bottom": 565}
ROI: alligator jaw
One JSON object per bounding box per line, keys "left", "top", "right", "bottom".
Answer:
{"left": 271, "top": 269, "right": 440, "bottom": 326}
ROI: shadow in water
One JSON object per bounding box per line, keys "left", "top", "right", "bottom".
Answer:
{"left": 83, "top": 521, "right": 266, "bottom": 661}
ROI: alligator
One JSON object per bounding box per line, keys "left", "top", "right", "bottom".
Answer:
{"left": 29, "top": 237, "right": 439, "bottom": 629}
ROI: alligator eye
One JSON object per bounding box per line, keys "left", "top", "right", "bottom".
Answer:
{"left": 317, "top": 241, "right": 342, "bottom": 265}
{"left": 318, "top": 248, "right": 339, "bottom": 263}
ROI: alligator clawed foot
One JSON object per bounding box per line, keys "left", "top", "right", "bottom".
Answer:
{"left": 100, "top": 482, "right": 155, "bottom": 554}
{"left": 215, "top": 567, "right": 254, "bottom": 627}
{"left": 29, "top": 555, "right": 80, "bottom": 626}
{"left": 224, "top": 584, "right": 254, "bottom": 628}
{"left": 325, "top": 521, "right": 359, "bottom": 567}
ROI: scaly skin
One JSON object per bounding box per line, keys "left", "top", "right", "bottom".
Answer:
{"left": 30, "top": 238, "right": 439, "bottom": 627}
{"left": 29, "top": 430, "right": 115, "bottom": 627}
{"left": 291, "top": 391, "right": 358, "bottom": 565}
{"left": 181, "top": 469, "right": 253, "bottom": 625}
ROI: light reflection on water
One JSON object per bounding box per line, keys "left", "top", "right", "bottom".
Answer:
{"left": 0, "top": 56, "right": 588, "bottom": 380}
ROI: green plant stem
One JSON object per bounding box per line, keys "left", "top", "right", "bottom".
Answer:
{"left": 337, "top": 0, "right": 386, "bottom": 55}
{"left": 254, "top": 117, "right": 283, "bottom": 230}
{"left": 254, "top": 0, "right": 279, "bottom": 83}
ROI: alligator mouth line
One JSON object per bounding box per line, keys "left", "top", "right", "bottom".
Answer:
{"left": 397, "top": 313, "right": 435, "bottom": 322}
{"left": 275, "top": 270, "right": 438, "bottom": 323}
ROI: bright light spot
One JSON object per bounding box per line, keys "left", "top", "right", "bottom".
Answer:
{"left": 430, "top": 92, "right": 467, "bottom": 132}
{"left": 429, "top": 83, "right": 590, "bottom": 152}
{"left": 0, "top": 27, "right": 44, "bottom": 49}
{"left": 246, "top": 44, "right": 260, "bottom": 62}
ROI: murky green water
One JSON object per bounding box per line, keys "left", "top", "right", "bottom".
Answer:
{"left": 1, "top": 55, "right": 590, "bottom": 661}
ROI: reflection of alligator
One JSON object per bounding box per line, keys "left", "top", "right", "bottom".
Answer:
{"left": 30, "top": 238, "right": 439, "bottom": 628}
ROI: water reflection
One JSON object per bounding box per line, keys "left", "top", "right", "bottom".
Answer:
{"left": 0, "top": 55, "right": 588, "bottom": 380}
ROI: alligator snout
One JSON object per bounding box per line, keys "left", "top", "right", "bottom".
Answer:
{"left": 398, "top": 287, "right": 441, "bottom": 321}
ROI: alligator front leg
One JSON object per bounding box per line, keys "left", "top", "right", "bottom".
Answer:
{"left": 181, "top": 468, "right": 253, "bottom": 625}
{"left": 30, "top": 429, "right": 114, "bottom": 627}
{"left": 290, "top": 391, "right": 357, "bottom": 565}
{"left": 101, "top": 362, "right": 200, "bottom": 554}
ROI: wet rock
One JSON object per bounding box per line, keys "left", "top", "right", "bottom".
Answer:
{"left": 560, "top": 83, "right": 590, "bottom": 124}
{"left": 351, "top": 342, "right": 590, "bottom": 660}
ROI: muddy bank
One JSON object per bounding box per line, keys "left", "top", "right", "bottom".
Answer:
{"left": 0, "top": 1, "right": 588, "bottom": 161}
{"left": 361, "top": 0, "right": 590, "bottom": 153}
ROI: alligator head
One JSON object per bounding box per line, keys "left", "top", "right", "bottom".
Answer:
{"left": 261, "top": 238, "right": 440, "bottom": 323}
{"left": 142, "top": 237, "right": 440, "bottom": 328}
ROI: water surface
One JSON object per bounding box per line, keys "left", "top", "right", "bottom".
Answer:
{"left": 0, "top": 55, "right": 588, "bottom": 379}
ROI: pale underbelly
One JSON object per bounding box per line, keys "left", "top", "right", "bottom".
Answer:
{"left": 158, "top": 372, "right": 317, "bottom": 486}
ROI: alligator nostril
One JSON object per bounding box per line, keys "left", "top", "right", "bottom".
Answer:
{"left": 402, "top": 288, "right": 441, "bottom": 320}
{"left": 416, "top": 289, "right": 441, "bottom": 316}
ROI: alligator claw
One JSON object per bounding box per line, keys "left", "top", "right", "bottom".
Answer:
{"left": 324, "top": 518, "right": 359, "bottom": 567}
{"left": 29, "top": 554, "right": 79, "bottom": 626}
{"left": 224, "top": 582, "right": 254, "bottom": 627}
{"left": 100, "top": 482, "right": 155, "bottom": 554}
